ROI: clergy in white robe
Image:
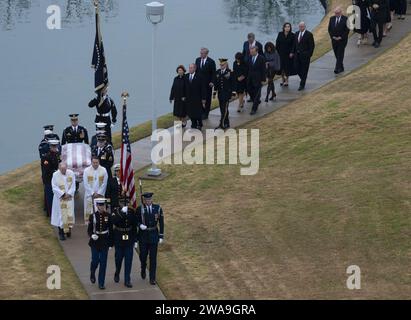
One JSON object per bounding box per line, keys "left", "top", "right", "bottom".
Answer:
{"left": 51, "top": 162, "right": 76, "bottom": 238}
{"left": 83, "top": 157, "right": 108, "bottom": 224}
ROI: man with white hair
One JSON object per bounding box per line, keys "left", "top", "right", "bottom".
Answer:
{"left": 291, "top": 21, "right": 315, "bottom": 91}
{"left": 328, "top": 6, "right": 349, "bottom": 74}
{"left": 51, "top": 162, "right": 76, "bottom": 241}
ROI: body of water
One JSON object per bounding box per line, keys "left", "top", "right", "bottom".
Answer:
{"left": 0, "top": 0, "right": 325, "bottom": 173}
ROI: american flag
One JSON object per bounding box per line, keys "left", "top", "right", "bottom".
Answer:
{"left": 120, "top": 104, "right": 137, "bottom": 208}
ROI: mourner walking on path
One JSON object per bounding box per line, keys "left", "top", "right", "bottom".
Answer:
{"left": 195, "top": 48, "right": 216, "bottom": 120}
{"left": 137, "top": 192, "right": 165, "bottom": 286}
{"left": 263, "top": 42, "right": 280, "bottom": 102}
{"left": 242, "top": 32, "right": 264, "bottom": 65}
{"left": 51, "top": 162, "right": 76, "bottom": 241}
{"left": 185, "top": 63, "right": 207, "bottom": 130}
{"left": 328, "top": 7, "right": 350, "bottom": 74}
{"left": 170, "top": 65, "right": 188, "bottom": 127}
{"left": 61, "top": 114, "right": 89, "bottom": 145}
{"left": 276, "top": 22, "right": 296, "bottom": 87}
{"left": 292, "top": 21, "right": 315, "bottom": 91}
{"left": 233, "top": 52, "right": 248, "bottom": 113}
{"left": 247, "top": 46, "right": 266, "bottom": 115}
{"left": 88, "top": 198, "right": 113, "bottom": 290}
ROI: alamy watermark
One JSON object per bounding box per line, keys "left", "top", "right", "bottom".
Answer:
{"left": 151, "top": 124, "right": 260, "bottom": 176}
{"left": 47, "top": 265, "right": 61, "bottom": 290}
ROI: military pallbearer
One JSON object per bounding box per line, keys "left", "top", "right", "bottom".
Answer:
{"left": 61, "top": 114, "right": 89, "bottom": 145}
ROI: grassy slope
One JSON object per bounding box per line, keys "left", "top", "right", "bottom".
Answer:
{"left": 0, "top": 0, "right": 355, "bottom": 299}
{"left": 143, "top": 30, "right": 411, "bottom": 299}
{"left": 0, "top": 164, "right": 88, "bottom": 299}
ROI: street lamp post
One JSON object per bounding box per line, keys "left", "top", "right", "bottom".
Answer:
{"left": 145, "top": 1, "right": 164, "bottom": 177}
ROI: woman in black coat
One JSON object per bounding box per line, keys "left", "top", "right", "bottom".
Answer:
{"left": 170, "top": 65, "right": 188, "bottom": 127}
{"left": 233, "top": 52, "right": 248, "bottom": 112}
{"left": 275, "top": 22, "right": 295, "bottom": 87}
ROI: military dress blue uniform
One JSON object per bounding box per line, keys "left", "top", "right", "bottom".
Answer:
{"left": 88, "top": 202, "right": 114, "bottom": 290}
{"left": 91, "top": 135, "right": 114, "bottom": 178}
{"left": 215, "top": 60, "right": 235, "bottom": 129}
{"left": 61, "top": 126, "right": 89, "bottom": 145}
{"left": 88, "top": 95, "right": 118, "bottom": 143}
{"left": 41, "top": 141, "right": 61, "bottom": 217}
{"left": 112, "top": 207, "right": 138, "bottom": 287}
{"left": 136, "top": 194, "right": 164, "bottom": 285}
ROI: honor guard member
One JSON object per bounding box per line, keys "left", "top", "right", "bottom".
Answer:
{"left": 41, "top": 140, "right": 61, "bottom": 217}
{"left": 62, "top": 114, "right": 89, "bottom": 145}
{"left": 39, "top": 125, "right": 60, "bottom": 159}
{"left": 215, "top": 59, "right": 235, "bottom": 130}
{"left": 106, "top": 164, "right": 123, "bottom": 211}
{"left": 137, "top": 192, "right": 164, "bottom": 285}
{"left": 92, "top": 133, "right": 114, "bottom": 178}
{"left": 112, "top": 204, "right": 137, "bottom": 288}
{"left": 88, "top": 87, "right": 118, "bottom": 143}
{"left": 39, "top": 125, "right": 61, "bottom": 213}
{"left": 88, "top": 198, "right": 113, "bottom": 290}
{"left": 90, "top": 122, "right": 107, "bottom": 149}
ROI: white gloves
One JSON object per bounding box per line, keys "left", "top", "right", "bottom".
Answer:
{"left": 134, "top": 242, "right": 138, "bottom": 249}
{"left": 121, "top": 206, "right": 128, "bottom": 214}
{"left": 159, "top": 238, "right": 164, "bottom": 244}
{"left": 91, "top": 234, "right": 99, "bottom": 241}
{"left": 139, "top": 224, "right": 147, "bottom": 231}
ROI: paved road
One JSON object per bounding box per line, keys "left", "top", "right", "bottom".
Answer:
{"left": 60, "top": 15, "right": 411, "bottom": 300}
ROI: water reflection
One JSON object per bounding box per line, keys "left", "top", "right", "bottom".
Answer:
{"left": 0, "top": 0, "right": 31, "bottom": 31}
{"left": 0, "top": 0, "right": 119, "bottom": 30}
{"left": 224, "top": 0, "right": 326, "bottom": 34}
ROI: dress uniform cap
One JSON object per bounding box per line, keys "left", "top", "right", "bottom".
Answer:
{"left": 48, "top": 139, "right": 59, "bottom": 146}
{"left": 95, "top": 122, "right": 106, "bottom": 129}
{"left": 44, "top": 130, "right": 53, "bottom": 135}
{"left": 219, "top": 58, "right": 228, "bottom": 64}
{"left": 113, "top": 164, "right": 121, "bottom": 171}
{"left": 142, "top": 192, "right": 154, "bottom": 199}
{"left": 95, "top": 198, "right": 107, "bottom": 205}
{"left": 69, "top": 114, "right": 79, "bottom": 120}
{"left": 43, "top": 125, "right": 54, "bottom": 131}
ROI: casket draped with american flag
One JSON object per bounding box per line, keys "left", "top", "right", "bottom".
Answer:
{"left": 61, "top": 143, "right": 91, "bottom": 183}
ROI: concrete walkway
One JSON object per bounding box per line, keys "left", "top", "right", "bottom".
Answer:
{"left": 60, "top": 15, "right": 411, "bottom": 300}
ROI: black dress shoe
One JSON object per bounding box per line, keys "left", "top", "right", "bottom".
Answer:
{"left": 264, "top": 97, "right": 269, "bottom": 102}
{"left": 250, "top": 110, "right": 256, "bottom": 115}
{"left": 298, "top": 86, "right": 305, "bottom": 91}
{"left": 90, "top": 273, "right": 96, "bottom": 284}
{"left": 141, "top": 270, "right": 146, "bottom": 280}
{"left": 58, "top": 229, "right": 66, "bottom": 241}
{"left": 66, "top": 230, "right": 71, "bottom": 238}
{"left": 202, "top": 114, "right": 208, "bottom": 120}
{"left": 114, "top": 273, "right": 120, "bottom": 283}
{"left": 99, "top": 285, "right": 106, "bottom": 290}
{"left": 150, "top": 279, "right": 156, "bottom": 285}
{"left": 215, "top": 125, "right": 223, "bottom": 130}
{"left": 125, "top": 282, "right": 133, "bottom": 288}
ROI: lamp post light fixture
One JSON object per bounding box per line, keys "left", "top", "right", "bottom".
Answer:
{"left": 145, "top": 2, "right": 165, "bottom": 177}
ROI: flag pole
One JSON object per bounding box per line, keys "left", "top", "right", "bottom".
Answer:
{"left": 120, "top": 91, "right": 129, "bottom": 205}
